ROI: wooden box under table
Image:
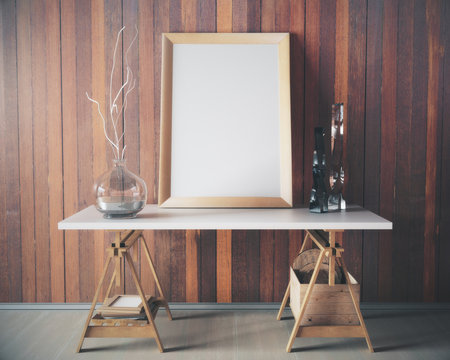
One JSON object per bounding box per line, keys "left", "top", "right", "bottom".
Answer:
{"left": 289, "top": 266, "right": 360, "bottom": 326}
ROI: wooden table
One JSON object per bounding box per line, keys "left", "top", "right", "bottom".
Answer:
{"left": 59, "top": 204, "right": 392, "bottom": 353}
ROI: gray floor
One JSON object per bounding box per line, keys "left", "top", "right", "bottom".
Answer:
{"left": 0, "top": 309, "right": 449, "bottom": 360}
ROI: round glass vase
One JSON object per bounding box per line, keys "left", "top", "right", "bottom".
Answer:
{"left": 95, "top": 159, "right": 147, "bottom": 219}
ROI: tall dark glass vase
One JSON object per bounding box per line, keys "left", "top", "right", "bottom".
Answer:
{"left": 309, "top": 127, "right": 328, "bottom": 213}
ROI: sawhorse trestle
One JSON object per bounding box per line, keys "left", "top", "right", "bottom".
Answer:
{"left": 277, "top": 229, "right": 373, "bottom": 353}
{"left": 76, "top": 230, "right": 172, "bottom": 353}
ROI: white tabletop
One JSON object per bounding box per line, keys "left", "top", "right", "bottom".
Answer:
{"left": 58, "top": 205, "right": 392, "bottom": 231}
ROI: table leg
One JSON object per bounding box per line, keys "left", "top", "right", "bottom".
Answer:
{"left": 286, "top": 248, "right": 326, "bottom": 352}
{"left": 141, "top": 236, "right": 172, "bottom": 320}
{"left": 338, "top": 256, "right": 374, "bottom": 352}
{"left": 277, "top": 233, "right": 311, "bottom": 320}
{"left": 276, "top": 284, "right": 290, "bottom": 320}
{"left": 104, "top": 269, "right": 117, "bottom": 301}
{"left": 125, "top": 252, "right": 164, "bottom": 353}
{"left": 76, "top": 254, "right": 113, "bottom": 353}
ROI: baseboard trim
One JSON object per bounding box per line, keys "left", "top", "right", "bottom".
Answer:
{"left": 0, "top": 302, "right": 449, "bottom": 311}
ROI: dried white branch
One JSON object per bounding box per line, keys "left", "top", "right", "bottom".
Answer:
{"left": 88, "top": 25, "right": 138, "bottom": 161}
{"left": 86, "top": 92, "right": 120, "bottom": 159}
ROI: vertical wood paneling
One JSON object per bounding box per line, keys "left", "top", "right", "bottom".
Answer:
{"left": 46, "top": 0, "right": 64, "bottom": 302}
{"left": 200, "top": 230, "right": 216, "bottom": 301}
{"left": 378, "top": 0, "right": 398, "bottom": 302}
{"left": 304, "top": 0, "right": 320, "bottom": 202}
{"left": 2, "top": 0, "right": 450, "bottom": 303}
{"left": 217, "top": 0, "right": 232, "bottom": 33}
{"left": 31, "top": 0, "right": 51, "bottom": 302}
{"left": 61, "top": 0, "right": 78, "bottom": 302}
{"left": 0, "top": 0, "right": 21, "bottom": 302}
{"left": 273, "top": 230, "right": 289, "bottom": 302}
{"left": 290, "top": 0, "right": 305, "bottom": 208}
{"left": 75, "top": 0, "right": 95, "bottom": 302}
{"left": 438, "top": 0, "right": 450, "bottom": 302}
{"left": 170, "top": 230, "right": 186, "bottom": 301}
{"left": 362, "top": 0, "right": 383, "bottom": 301}
{"left": 342, "top": 0, "right": 366, "bottom": 284}
{"left": 232, "top": 231, "right": 260, "bottom": 302}
{"left": 0, "top": 0, "right": 9, "bottom": 302}
{"left": 423, "top": 0, "right": 442, "bottom": 302}
{"left": 259, "top": 231, "right": 274, "bottom": 302}
{"left": 394, "top": 0, "right": 414, "bottom": 301}
{"left": 138, "top": 0, "right": 157, "bottom": 296}
{"left": 409, "top": 0, "right": 428, "bottom": 302}
{"left": 91, "top": 0, "right": 109, "bottom": 301}
{"left": 186, "top": 230, "right": 200, "bottom": 302}
{"left": 216, "top": 230, "right": 232, "bottom": 302}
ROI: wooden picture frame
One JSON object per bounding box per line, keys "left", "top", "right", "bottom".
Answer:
{"left": 159, "top": 33, "right": 292, "bottom": 208}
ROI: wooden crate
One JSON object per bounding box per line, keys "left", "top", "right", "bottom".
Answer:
{"left": 289, "top": 266, "right": 360, "bottom": 326}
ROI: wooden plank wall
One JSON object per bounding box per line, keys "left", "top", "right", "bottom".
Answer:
{"left": 0, "top": 0, "right": 448, "bottom": 303}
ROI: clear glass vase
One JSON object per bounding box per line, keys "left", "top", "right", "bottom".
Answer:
{"left": 95, "top": 159, "right": 147, "bottom": 219}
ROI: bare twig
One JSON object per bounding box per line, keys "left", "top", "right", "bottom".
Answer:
{"left": 87, "top": 25, "right": 138, "bottom": 160}
{"left": 86, "top": 92, "right": 120, "bottom": 159}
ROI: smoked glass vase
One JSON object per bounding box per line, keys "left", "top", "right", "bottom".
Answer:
{"left": 95, "top": 159, "right": 147, "bottom": 218}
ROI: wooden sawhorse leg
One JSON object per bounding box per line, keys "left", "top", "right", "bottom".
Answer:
{"left": 280, "top": 229, "right": 373, "bottom": 353}
{"left": 76, "top": 230, "right": 172, "bottom": 353}
{"left": 277, "top": 232, "right": 311, "bottom": 320}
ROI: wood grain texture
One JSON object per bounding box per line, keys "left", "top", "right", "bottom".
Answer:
{"left": 217, "top": 230, "right": 232, "bottom": 302}
{"left": 31, "top": 0, "right": 51, "bottom": 302}
{"left": 45, "top": 0, "right": 64, "bottom": 302}
{"left": 394, "top": 0, "right": 414, "bottom": 302}
{"left": 342, "top": 0, "right": 366, "bottom": 286}
{"left": 75, "top": 0, "right": 95, "bottom": 302}
{"left": 363, "top": 0, "right": 383, "bottom": 301}
{"left": 423, "top": 0, "right": 442, "bottom": 302}
{"left": 259, "top": 230, "right": 274, "bottom": 302}
{"left": 138, "top": 0, "right": 157, "bottom": 297}
{"left": 61, "top": 0, "right": 79, "bottom": 303}
{"left": 378, "top": 0, "right": 398, "bottom": 302}
{"left": 0, "top": 0, "right": 9, "bottom": 302}
{"left": 91, "top": 0, "right": 110, "bottom": 302}
{"left": 409, "top": 0, "right": 428, "bottom": 303}
{"left": 232, "top": 230, "right": 260, "bottom": 302}
{"left": 0, "top": 0, "right": 21, "bottom": 302}
{"left": 186, "top": 230, "right": 200, "bottom": 302}
{"left": 1, "top": 0, "right": 449, "bottom": 303}
{"left": 438, "top": 0, "right": 450, "bottom": 301}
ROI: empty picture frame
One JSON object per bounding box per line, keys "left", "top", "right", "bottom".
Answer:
{"left": 159, "top": 33, "right": 292, "bottom": 208}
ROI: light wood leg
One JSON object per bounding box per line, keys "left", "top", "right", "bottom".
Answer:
{"left": 276, "top": 283, "right": 290, "bottom": 320}
{"left": 286, "top": 249, "right": 326, "bottom": 352}
{"left": 114, "top": 232, "right": 122, "bottom": 290}
{"left": 299, "top": 232, "right": 311, "bottom": 254}
{"left": 338, "top": 257, "right": 374, "bottom": 352}
{"left": 76, "top": 254, "right": 113, "bottom": 353}
{"left": 141, "top": 236, "right": 172, "bottom": 320}
{"left": 125, "top": 252, "right": 164, "bottom": 353}
{"left": 328, "top": 231, "right": 336, "bottom": 286}
{"left": 104, "top": 269, "right": 116, "bottom": 301}
{"left": 277, "top": 233, "right": 310, "bottom": 320}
